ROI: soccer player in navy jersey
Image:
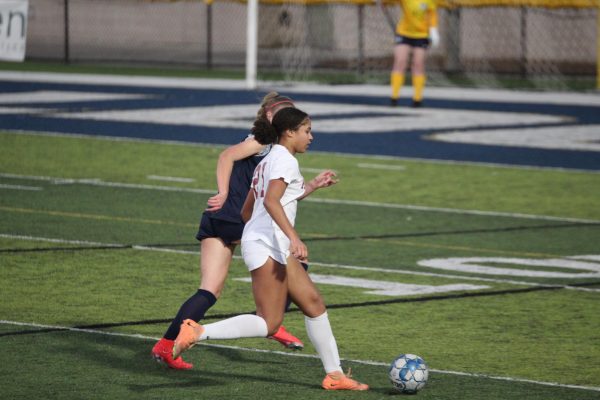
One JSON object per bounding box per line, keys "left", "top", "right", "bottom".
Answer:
{"left": 152, "top": 93, "right": 334, "bottom": 370}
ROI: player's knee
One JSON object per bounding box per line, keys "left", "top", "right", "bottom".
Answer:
{"left": 303, "top": 293, "right": 326, "bottom": 317}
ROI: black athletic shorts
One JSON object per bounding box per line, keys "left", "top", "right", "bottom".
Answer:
{"left": 195, "top": 213, "right": 244, "bottom": 245}
{"left": 394, "top": 35, "right": 430, "bottom": 49}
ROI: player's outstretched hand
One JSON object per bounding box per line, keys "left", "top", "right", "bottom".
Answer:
{"left": 206, "top": 192, "right": 227, "bottom": 212}
{"left": 299, "top": 170, "right": 339, "bottom": 200}
{"left": 312, "top": 170, "right": 339, "bottom": 189}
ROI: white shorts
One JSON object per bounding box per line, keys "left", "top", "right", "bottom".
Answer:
{"left": 241, "top": 239, "right": 287, "bottom": 271}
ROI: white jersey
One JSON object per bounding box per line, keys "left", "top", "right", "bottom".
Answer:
{"left": 242, "top": 144, "right": 305, "bottom": 258}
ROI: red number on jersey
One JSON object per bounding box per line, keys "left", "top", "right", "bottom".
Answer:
{"left": 252, "top": 162, "right": 267, "bottom": 198}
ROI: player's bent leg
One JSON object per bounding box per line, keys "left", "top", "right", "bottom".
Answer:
{"left": 283, "top": 261, "right": 309, "bottom": 313}
{"left": 286, "top": 257, "right": 325, "bottom": 318}
{"left": 200, "top": 238, "right": 235, "bottom": 299}
{"left": 172, "top": 257, "right": 287, "bottom": 358}
{"left": 305, "top": 311, "right": 342, "bottom": 373}
{"left": 152, "top": 288, "right": 217, "bottom": 370}
{"left": 288, "top": 261, "right": 368, "bottom": 390}
{"left": 153, "top": 238, "right": 231, "bottom": 370}
{"left": 251, "top": 257, "right": 288, "bottom": 335}
{"left": 174, "top": 315, "right": 269, "bottom": 361}
{"left": 266, "top": 257, "right": 306, "bottom": 350}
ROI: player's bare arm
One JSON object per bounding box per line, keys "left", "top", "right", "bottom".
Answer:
{"left": 298, "top": 170, "right": 338, "bottom": 200}
{"left": 264, "top": 178, "right": 307, "bottom": 261}
{"left": 240, "top": 189, "right": 255, "bottom": 223}
{"left": 207, "top": 138, "right": 266, "bottom": 212}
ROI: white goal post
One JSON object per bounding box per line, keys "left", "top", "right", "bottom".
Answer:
{"left": 246, "top": 0, "right": 258, "bottom": 89}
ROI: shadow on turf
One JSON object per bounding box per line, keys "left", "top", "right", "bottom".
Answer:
{"left": 17, "top": 329, "right": 600, "bottom": 398}
{"left": 203, "top": 345, "right": 289, "bottom": 365}
{"left": 19, "top": 328, "right": 524, "bottom": 397}
{"left": 50, "top": 332, "right": 327, "bottom": 392}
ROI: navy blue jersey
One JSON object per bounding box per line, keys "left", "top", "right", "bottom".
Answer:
{"left": 207, "top": 136, "right": 271, "bottom": 224}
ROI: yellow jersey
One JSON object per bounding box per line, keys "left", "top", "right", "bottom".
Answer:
{"left": 395, "top": 0, "right": 438, "bottom": 39}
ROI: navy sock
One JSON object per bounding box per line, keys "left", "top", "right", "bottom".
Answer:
{"left": 164, "top": 289, "right": 217, "bottom": 340}
{"left": 285, "top": 262, "right": 309, "bottom": 312}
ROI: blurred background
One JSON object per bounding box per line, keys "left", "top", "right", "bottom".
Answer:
{"left": 18, "top": 0, "right": 599, "bottom": 91}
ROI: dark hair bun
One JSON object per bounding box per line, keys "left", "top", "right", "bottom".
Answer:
{"left": 252, "top": 118, "right": 278, "bottom": 145}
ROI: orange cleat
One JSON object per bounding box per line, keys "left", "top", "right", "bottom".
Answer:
{"left": 269, "top": 325, "right": 304, "bottom": 350}
{"left": 151, "top": 338, "right": 193, "bottom": 370}
{"left": 172, "top": 319, "right": 204, "bottom": 359}
{"left": 321, "top": 368, "right": 369, "bottom": 391}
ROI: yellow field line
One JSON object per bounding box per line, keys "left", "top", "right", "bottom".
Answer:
{"left": 0, "top": 206, "right": 196, "bottom": 228}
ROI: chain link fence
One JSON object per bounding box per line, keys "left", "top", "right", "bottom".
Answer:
{"left": 25, "top": 0, "right": 597, "bottom": 90}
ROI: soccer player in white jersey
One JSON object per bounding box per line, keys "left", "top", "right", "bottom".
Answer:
{"left": 152, "top": 93, "right": 331, "bottom": 370}
{"left": 172, "top": 107, "right": 369, "bottom": 391}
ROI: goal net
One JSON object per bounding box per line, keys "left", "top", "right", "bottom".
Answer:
{"left": 249, "top": 0, "right": 598, "bottom": 89}
{"left": 25, "top": 0, "right": 598, "bottom": 90}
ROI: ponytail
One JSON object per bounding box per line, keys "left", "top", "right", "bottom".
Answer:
{"left": 251, "top": 118, "right": 278, "bottom": 145}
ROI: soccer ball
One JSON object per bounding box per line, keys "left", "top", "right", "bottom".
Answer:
{"left": 388, "top": 354, "right": 429, "bottom": 394}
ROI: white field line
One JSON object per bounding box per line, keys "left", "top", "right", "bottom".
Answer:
{"left": 0, "top": 184, "right": 42, "bottom": 191}
{"left": 3, "top": 234, "right": 599, "bottom": 293}
{"left": 147, "top": 175, "right": 195, "bottom": 183}
{"left": 0, "top": 172, "right": 214, "bottom": 195}
{"left": 305, "top": 259, "right": 600, "bottom": 293}
{"left": 0, "top": 91, "right": 151, "bottom": 104}
{"left": 0, "top": 233, "right": 124, "bottom": 247}
{"left": 302, "top": 197, "right": 600, "bottom": 224}
{"left": 122, "top": 245, "right": 600, "bottom": 293}
{"left": 3, "top": 129, "right": 233, "bottom": 149}
{"left": 357, "top": 163, "right": 406, "bottom": 171}
{"left": 132, "top": 245, "right": 197, "bottom": 254}
{"left": 1, "top": 319, "right": 599, "bottom": 393}
{"left": 0, "top": 71, "right": 248, "bottom": 90}
{"left": 301, "top": 167, "right": 331, "bottom": 174}
{"left": 4, "top": 130, "right": 600, "bottom": 175}
{"left": 333, "top": 150, "right": 600, "bottom": 175}
{"left": 1, "top": 172, "right": 598, "bottom": 224}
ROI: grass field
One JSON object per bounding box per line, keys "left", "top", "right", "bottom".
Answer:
{"left": 1, "top": 131, "right": 599, "bottom": 399}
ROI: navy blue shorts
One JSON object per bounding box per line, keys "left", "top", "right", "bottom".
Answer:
{"left": 394, "top": 35, "right": 430, "bottom": 49}
{"left": 195, "top": 213, "right": 244, "bottom": 245}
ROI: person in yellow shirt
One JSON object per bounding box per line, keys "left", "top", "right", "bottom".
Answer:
{"left": 390, "top": 0, "right": 439, "bottom": 107}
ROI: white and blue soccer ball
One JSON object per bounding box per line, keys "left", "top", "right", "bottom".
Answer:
{"left": 388, "top": 354, "right": 429, "bottom": 394}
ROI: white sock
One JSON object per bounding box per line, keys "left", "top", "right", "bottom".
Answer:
{"left": 305, "top": 311, "right": 342, "bottom": 373}
{"left": 200, "top": 314, "right": 268, "bottom": 340}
